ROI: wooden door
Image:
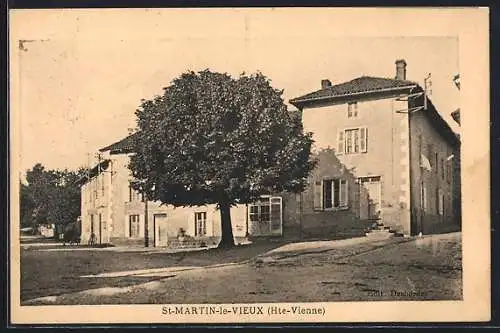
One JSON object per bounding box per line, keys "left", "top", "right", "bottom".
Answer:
{"left": 154, "top": 214, "right": 168, "bottom": 247}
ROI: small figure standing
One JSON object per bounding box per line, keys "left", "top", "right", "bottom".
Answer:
{"left": 88, "top": 232, "right": 97, "bottom": 246}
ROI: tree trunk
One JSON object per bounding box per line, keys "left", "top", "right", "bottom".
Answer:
{"left": 218, "top": 201, "right": 235, "bottom": 249}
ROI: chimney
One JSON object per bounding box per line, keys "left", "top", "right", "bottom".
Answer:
{"left": 321, "top": 79, "right": 332, "bottom": 89}
{"left": 395, "top": 59, "right": 407, "bottom": 80}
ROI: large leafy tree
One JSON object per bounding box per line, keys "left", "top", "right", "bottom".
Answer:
{"left": 21, "top": 163, "right": 86, "bottom": 236}
{"left": 20, "top": 181, "right": 36, "bottom": 229}
{"left": 130, "top": 70, "right": 315, "bottom": 248}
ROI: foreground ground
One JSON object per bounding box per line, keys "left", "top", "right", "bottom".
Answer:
{"left": 21, "top": 232, "right": 462, "bottom": 305}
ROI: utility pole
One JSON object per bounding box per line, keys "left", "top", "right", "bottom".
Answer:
{"left": 299, "top": 192, "right": 303, "bottom": 240}
{"left": 97, "top": 152, "right": 102, "bottom": 245}
{"left": 144, "top": 189, "right": 149, "bottom": 247}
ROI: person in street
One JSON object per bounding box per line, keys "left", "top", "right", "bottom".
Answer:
{"left": 88, "top": 232, "right": 97, "bottom": 246}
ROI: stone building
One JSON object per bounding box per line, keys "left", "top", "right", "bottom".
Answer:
{"left": 285, "top": 59, "right": 461, "bottom": 237}
{"left": 79, "top": 134, "right": 284, "bottom": 247}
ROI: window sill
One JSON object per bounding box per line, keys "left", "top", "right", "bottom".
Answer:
{"left": 316, "top": 206, "right": 350, "bottom": 212}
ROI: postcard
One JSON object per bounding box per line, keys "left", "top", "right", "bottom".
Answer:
{"left": 9, "top": 7, "right": 490, "bottom": 324}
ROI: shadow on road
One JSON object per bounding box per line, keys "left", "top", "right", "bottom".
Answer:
{"left": 20, "top": 240, "right": 292, "bottom": 302}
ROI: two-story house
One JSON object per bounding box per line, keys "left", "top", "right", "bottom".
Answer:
{"left": 80, "top": 133, "right": 285, "bottom": 247}
{"left": 286, "top": 59, "right": 461, "bottom": 237}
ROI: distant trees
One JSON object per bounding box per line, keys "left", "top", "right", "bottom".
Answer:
{"left": 130, "top": 70, "right": 316, "bottom": 248}
{"left": 20, "top": 163, "right": 86, "bottom": 236}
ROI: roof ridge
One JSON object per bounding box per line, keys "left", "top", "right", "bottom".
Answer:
{"left": 290, "top": 75, "right": 418, "bottom": 104}
{"left": 352, "top": 75, "right": 416, "bottom": 83}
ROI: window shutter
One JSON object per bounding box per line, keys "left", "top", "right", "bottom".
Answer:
{"left": 338, "top": 130, "right": 344, "bottom": 154}
{"left": 313, "top": 181, "right": 323, "bottom": 211}
{"left": 360, "top": 127, "right": 368, "bottom": 152}
{"left": 340, "top": 180, "right": 348, "bottom": 207}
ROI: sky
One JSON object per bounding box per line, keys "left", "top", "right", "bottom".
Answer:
{"left": 11, "top": 9, "right": 461, "bottom": 176}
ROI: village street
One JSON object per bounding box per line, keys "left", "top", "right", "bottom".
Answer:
{"left": 20, "top": 232, "right": 462, "bottom": 305}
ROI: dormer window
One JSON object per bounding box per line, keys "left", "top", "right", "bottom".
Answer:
{"left": 348, "top": 102, "right": 358, "bottom": 118}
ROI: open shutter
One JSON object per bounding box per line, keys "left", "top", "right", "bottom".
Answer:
{"left": 340, "top": 180, "right": 348, "bottom": 207}
{"left": 313, "top": 180, "right": 323, "bottom": 211}
{"left": 337, "top": 130, "right": 344, "bottom": 154}
{"left": 360, "top": 127, "right": 368, "bottom": 153}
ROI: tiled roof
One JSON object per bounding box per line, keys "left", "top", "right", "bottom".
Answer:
{"left": 290, "top": 75, "right": 459, "bottom": 148}
{"left": 290, "top": 76, "right": 417, "bottom": 106}
{"left": 99, "top": 132, "right": 138, "bottom": 154}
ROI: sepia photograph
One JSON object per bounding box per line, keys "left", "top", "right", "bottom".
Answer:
{"left": 9, "top": 7, "right": 490, "bottom": 324}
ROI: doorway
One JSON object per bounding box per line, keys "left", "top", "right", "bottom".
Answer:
{"left": 248, "top": 196, "right": 283, "bottom": 236}
{"left": 153, "top": 214, "right": 168, "bottom": 247}
{"left": 358, "top": 176, "right": 382, "bottom": 220}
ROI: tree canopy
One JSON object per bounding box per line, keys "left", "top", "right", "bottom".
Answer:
{"left": 20, "top": 163, "right": 86, "bottom": 234}
{"left": 130, "top": 70, "right": 316, "bottom": 247}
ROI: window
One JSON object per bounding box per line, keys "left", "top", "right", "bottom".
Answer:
{"left": 440, "top": 157, "right": 445, "bottom": 181}
{"left": 420, "top": 182, "right": 427, "bottom": 212}
{"left": 129, "top": 183, "right": 143, "bottom": 202}
{"left": 248, "top": 196, "right": 283, "bottom": 234}
{"left": 347, "top": 102, "right": 358, "bottom": 118}
{"left": 437, "top": 189, "right": 444, "bottom": 216}
{"left": 338, "top": 127, "right": 367, "bottom": 154}
{"left": 249, "top": 201, "right": 271, "bottom": 223}
{"left": 435, "top": 152, "right": 439, "bottom": 175}
{"left": 194, "top": 212, "right": 207, "bottom": 237}
{"left": 314, "top": 179, "right": 348, "bottom": 210}
{"left": 129, "top": 215, "right": 140, "bottom": 238}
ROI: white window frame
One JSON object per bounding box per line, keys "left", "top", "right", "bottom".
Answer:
{"left": 194, "top": 212, "right": 207, "bottom": 237}
{"left": 248, "top": 195, "right": 283, "bottom": 235}
{"left": 338, "top": 126, "right": 368, "bottom": 155}
{"left": 129, "top": 214, "right": 140, "bottom": 238}
{"left": 321, "top": 178, "right": 349, "bottom": 211}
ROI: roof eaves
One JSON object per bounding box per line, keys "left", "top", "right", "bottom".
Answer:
{"left": 99, "top": 133, "right": 138, "bottom": 152}
{"left": 290, "top": 84, "right": 418, "bottom": 106}
{"left": 424, "top": 99, "right": 460, "bottom": 147}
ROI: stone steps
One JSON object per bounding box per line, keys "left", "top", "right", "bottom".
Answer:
{"left": 365, "top": 222, "right": 396, "bottom": 240}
